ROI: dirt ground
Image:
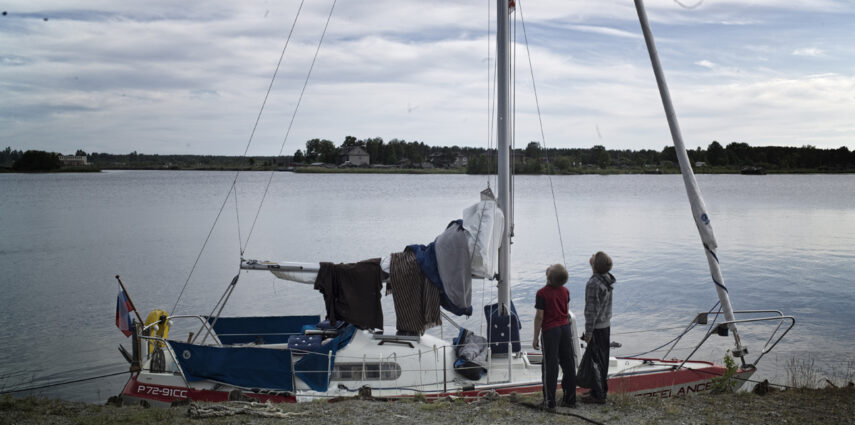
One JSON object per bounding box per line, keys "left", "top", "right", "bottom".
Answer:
{"left": 2, "top": 386, "right": 854, "bottom": 425}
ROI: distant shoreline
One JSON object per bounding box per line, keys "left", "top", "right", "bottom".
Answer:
{"left": 3, "top": 166, "right": 854, "bottom": 175}
{"left": 73, "top": 166, "right": 855, "bottom": 174}
{"left": 0, "top": 167, "right": 101, "bottom": 173}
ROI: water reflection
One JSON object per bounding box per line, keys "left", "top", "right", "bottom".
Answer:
{"left": 0, "top": 171, "right": 853, "bottom": 401}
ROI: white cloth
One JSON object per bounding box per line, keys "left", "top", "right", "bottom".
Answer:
{"left": 462, "top": 199, "right": 504, "bottom": 279}
{"left": 434, "top": 222, "right": 472, "bottom": 311}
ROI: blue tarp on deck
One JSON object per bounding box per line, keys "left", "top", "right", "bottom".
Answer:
{"left": 168, "top": 341, "right": 295, "bottom": 391}
{"left": 206, "top": 315, "right": 320, "bottom": 345}
{"left": 294, "top": 325, "right": 357, "bottom": 392}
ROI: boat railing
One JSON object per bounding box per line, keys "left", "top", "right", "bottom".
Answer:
{"left": 136, "top": 333, "right": 193, "bottom": 388}
{"left": 141, "top": 314, "right": 223, "bottom": 346}
{"left": 676, "top": 309, "right": 795, "bottom": 370}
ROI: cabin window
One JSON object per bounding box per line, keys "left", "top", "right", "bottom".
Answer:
{"left": 331, "top": 362, "right": 402, "bottom": 381}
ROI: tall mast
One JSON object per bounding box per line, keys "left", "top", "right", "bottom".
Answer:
{"left": 634, "top": 0, "right": 746, "bottom": 358}
{"left": 496, "top": 0, "right": 512, "bottom": 316}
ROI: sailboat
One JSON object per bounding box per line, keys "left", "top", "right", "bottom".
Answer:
{"left": 118, "top": 0, "right": 794, "bottom": 407}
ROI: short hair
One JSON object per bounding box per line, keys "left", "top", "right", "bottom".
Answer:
{"left": 592, "top": 251, "right": 613, "bottom": 274}
{"left": 546, "top": 264, "right": 568, "bottom": 287}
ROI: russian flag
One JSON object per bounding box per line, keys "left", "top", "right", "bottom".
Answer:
{"left": 116, "top": 289, "right": 134, "bottom": 337}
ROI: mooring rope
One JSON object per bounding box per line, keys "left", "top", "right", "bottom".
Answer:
{"left": 0, "top": 371, "right": 127, "bottom": 395}
{"left": 188, "top": 401, "right": 311, "bottom": 419}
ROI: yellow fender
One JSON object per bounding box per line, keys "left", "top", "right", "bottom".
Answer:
{"left": 144, "top": 309, "right": 170, "bottom": 353}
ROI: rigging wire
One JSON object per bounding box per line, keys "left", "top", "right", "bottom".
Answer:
{"left": 624, "top": 323, "right": 698, "bottom": 358}
{"left": 170, "top": 0, "right": 307, "bottom": 316}
{"left": 510, "top": 3, "right": 517, "bottom": 237}
{"left": 516, "top": 1, "right": 567, "bottom": 267}
{"left": 238, "top": 0, "right": 308, "bottom": 255}
{"left": 242, "top": 0, "right": 338, "bottom": 254}
{"left": 234, "top": 186, "right": 242, "bottom": 258}
{"left": 171, "top": 180, "right": 239, "bottom": 316}
{"left": 485, "top": 0, "right": 492, "bottom": 189}
{"left": 0, "top": 371, "right": 128, "bottom": 395}
{"left": 625, "top": 301, "right": 721, "bottom": 358}
{"left": 486, "top": 0, "right": 499, "bottom": 190}
{"left": 611, "top": 324, "right": 697, "bottom": 336}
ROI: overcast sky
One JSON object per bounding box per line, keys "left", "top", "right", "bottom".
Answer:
{"left": 1, "top": 0, "right": 853, "bottom": 155}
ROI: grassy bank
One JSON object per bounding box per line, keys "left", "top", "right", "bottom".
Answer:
{"left": 3, "top": 386, "right": 853, "bottom": 425}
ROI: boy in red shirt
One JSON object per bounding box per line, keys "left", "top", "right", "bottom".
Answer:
{"left": 532, "top": 263, "right": 576, "bottom": 409}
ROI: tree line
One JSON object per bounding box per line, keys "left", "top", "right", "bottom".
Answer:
{"left": 468, "top": 140, "right": 854, "bottom": 174}
{"left": 2, "top": 139, "right": 853, "bottom": 173}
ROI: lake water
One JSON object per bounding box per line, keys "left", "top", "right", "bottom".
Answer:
{"left": 1, "top": 171, "right": 854, "bottom": 402}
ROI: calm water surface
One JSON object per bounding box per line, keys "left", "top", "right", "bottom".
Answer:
{"left": 1, "top": 171, "right": 853, "bottom": 402}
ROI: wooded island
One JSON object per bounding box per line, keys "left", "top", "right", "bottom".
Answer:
{"left": 2, "top": 138, "right": 853, "bottom": 174}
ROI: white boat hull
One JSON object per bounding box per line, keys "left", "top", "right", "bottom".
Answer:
{"left": 121, "top": 330, "right": 754, "bottom": 406}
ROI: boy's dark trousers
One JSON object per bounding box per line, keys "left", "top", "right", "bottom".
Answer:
{"left": 541, "top": 324, "right": 576, "bottom": 408}
{"left": 589, "top": 326, "right": 611, "bottom": 400}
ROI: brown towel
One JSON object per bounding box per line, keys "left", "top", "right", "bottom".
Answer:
{"left": 314, "top": 258, "right": 383, "bottom": 330}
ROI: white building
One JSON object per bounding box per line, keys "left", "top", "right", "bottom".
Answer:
{"left": 339, "top": 146, "right": 370, "bottom": 166}
{"left": 58, "top": 155, "right": 89, "bottom": 167}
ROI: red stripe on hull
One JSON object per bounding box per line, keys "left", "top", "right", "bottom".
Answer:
{"left": 431, "top": 365, "right": 752, "bottom": 401}
{"left": 121, "top": 375, "right": 295, "bottom": 405}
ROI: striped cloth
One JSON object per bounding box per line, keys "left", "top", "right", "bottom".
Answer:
{"left": 389, "top": 251, "right": 442, "bottom": 334}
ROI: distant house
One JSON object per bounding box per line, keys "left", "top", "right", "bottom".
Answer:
{"left": 430, "top": 152, "right": 467, "bottom": 169}
{"left": 339, "top": 146, "right": 370, "bottom": 166}
{"left": 58, "top": 155, "right": 88, "bottom": 167}
{"left": 452, "top": 154, "right": 468, "bottom": 168}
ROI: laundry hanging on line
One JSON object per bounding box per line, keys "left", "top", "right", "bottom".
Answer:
{"left": 314, "top": 258, "right": 383, "bottom": 330}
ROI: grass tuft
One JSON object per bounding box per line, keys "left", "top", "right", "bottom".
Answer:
{"left": 787, "top": 355, "right": 820, "bottom": 389}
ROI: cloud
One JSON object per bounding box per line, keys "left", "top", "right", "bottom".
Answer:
{"left": 792, "top": 47, "right": 825, "bottom": 57}
{"left": 560, "top": 24, "right": 640, "bottom": 40}
{"left": 1, "top": 0, "right": 853, "bottom": 154}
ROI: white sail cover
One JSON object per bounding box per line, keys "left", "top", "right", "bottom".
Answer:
{"left": 270, "top": 262, "right": 322, "bottom": 284}
{"left": 268, "top": 258, "right": 391, "bottom": 284}
{"left": 462, "top": 198, "right": 504, "bottom": 280}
